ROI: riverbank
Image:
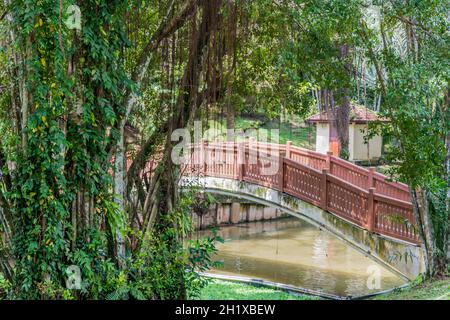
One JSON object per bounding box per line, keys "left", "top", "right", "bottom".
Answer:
{"left": 369, "top": 278, "right": 449, "bottom": 300}
{"left": 197, "top": 278, "right": 449, "bottom": 300}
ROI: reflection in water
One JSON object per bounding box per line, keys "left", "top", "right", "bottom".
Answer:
{"left": 198, "top": 217, "right": 406, "bottom": 297}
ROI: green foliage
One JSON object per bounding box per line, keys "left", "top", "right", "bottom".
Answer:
{"left": 103, "top": 194, "right": 223, "bottom": 300}
{"left": 97, "top": 230, "right": 223, "bottom": 300}
{"left": 1, "top": 0, "right": 136, "bottom": 299}
{"left": 0, "top": 273, "right": 11, "bottom": 299}
{"left": 230, "top": 1, "right": 318, "bottom": 119}
{"left": 283, "top": 0, "right": 363, "bottom": 103}
{"left": 364, "top": 0, "right": 449, "bottom": 274}
{"left": 186, "top": 229, "right": 224, "bottom": 298}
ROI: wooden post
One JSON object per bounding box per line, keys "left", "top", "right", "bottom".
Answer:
{"left": 249, "top": 136, "right": 257, "bottom": 166}
{"left": 368, "top": 168, "right": 375, "bottom": 188}
{"left": 366, "top": 187, "right": 375, "bottom": 232}
{"left": 249, "top": 136, "right": 256, "bottom": 149}
{"left": 222, "top": 139, "right": 226, "bottom": 165}
{"left": 238, "top": 142, "right": 245, "bottom": 181}
{"left": 215, "top": 138, "right": 221, "bottom": 164}
{"left": 286, "top": 140, "right": 292, "bottom": 159}
{"left": 278, "top": 155, "right": 284, "bottom": 192}
{"left": 326, "top": 151, "right": 333, "bottom": 170}
{"left": 321, "top": 169, "right": 329, "bottom": 210}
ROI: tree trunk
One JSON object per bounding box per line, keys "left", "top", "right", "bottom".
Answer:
{"left": 445, "top": 93, "right": 450, "bottom": 266}
{"left": 225, "top": 0, "right": 237, "bottom": 130}
{"left": 335, "top": 44, "right": 351, "bottom": 159}
{"left": 136, "top": 0, "right": 222, "bottom": 299}
{"left": 226, "top": 100, "right": 235, "bottom": 130}
{"left": 412, "top": 186, "right": 448, "bottom": 277}
{"left": 114, "top": 128, "right": 126, "bottom": 268}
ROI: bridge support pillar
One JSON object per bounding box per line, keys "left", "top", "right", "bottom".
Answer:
{"left": 230, "top": 202, "right": 241, "bottom": 224}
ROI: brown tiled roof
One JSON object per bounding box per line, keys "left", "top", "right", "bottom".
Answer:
{"left": 306, "top": 104, "right": 388, "bottom": 124}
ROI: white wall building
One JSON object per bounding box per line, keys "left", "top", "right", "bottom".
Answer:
{"left": 306, "top": 105, "right": 386, "bottom": 162}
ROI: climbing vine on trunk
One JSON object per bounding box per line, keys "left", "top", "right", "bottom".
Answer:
{"left": 1, "top": 0, "right": 132, "bottom": 299}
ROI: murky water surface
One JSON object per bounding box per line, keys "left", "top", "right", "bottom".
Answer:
{"left": 198, "top": 217, "right": 406, "bottom": 297}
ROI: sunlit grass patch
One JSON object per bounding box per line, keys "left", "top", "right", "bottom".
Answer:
{"left": 371, "top": 278, "right": 450, "bottom": 300}
{"left": 194, "top": 279, "right": 318, "bottom": 300}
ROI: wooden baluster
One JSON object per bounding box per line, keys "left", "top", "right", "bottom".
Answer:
{"left": 249, "top": 136, "right": 257, "bottom": 174}
{"left": 321, "top": 169, "right": 329, "bottom": 210}
{"left": 233, "top": 143, "right": 237, "bottom": 179}
{"left": 366, "top": 187, "right": 375, "bottom": 232}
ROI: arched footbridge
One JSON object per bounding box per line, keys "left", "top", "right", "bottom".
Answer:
{"left": 180, "top": 140, "right": 425, "bottom": 279}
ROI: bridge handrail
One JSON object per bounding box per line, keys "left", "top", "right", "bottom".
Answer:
{"left": 182, "top": 140, "right": 419, "bottom": 244}
{"left": 189, "top": 140, "right": 410, "bottom": 198}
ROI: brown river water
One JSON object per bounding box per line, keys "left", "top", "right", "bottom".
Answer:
{"left": 197, "top": 217, "right": 406, "bottom": 297}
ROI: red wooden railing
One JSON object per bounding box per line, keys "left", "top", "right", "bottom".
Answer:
{"left": 182, "top": 139, "right": 419, "bottom": 244}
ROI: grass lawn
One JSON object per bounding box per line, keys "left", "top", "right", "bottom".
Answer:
{"left": 208, "top": 116, "right": 315, "bottom": 149}
{"left": 194, "top": 280, "right": 318, "bottom": 300}
{"left": 370, "top": 278, "right": 450, "bottom": 300}
{"left": 260, "top": 119, "right": 315, "bottom": 149}
{"left": 194, "top": 278, "right": 450, "bottom": 300}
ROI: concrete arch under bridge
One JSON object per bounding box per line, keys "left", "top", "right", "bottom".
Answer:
{"left": 180, "top": 176, "right": 425, "bottom": 281}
